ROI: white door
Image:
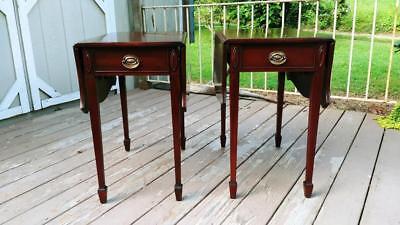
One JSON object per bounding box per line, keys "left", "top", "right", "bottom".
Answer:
{"left": 17, "top": 0, "right": 117, "bottom": 110}
{"left": 0, "top": 0, "right": 30, "bottom": 120}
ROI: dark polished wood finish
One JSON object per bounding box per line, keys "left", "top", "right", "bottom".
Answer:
{"left": 74, "top": 32, "right": 187, "bottom": 203}
{"left": 276, "top": 72, "right": 285, "bottom": 148}
{"left": 119, "top": 76, "right": 131, "bottom": 152}
{"left": 214, "top": 31, "right": 335, "bottom": 199}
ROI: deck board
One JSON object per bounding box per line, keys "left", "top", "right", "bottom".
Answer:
{"left": 267, "top": 111, "right": 365, "bottom": 225}
{"left": 313, "top": 114, "right": 384, "bottom": 225}
{"left": 0, "top": 89, "right": 396, "bottom": 225}
{"left": 359, "top": 129, "right": 400, "bottom": 225}
{"left": 199, "top": 109, "right": 343, "bottom": 225}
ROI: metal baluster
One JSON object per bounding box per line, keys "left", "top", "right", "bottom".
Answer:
{"left": 237, "top": 5, "right": 240, "bottom": 37}
{"left": 186, "top": 7, "right": 190, "bottom": 33}
{"left": 142, "top": 9, "right": 147, "bottom": 32}
{"left": 365, "top": 0, "right": 378, "bottom": 99}
{"left": 297, "top": 2, "right": 302, "bottom": 38}
{"left": 153, "top": 7, "right": 157, "bottom": 32}
{"left": 314, "top": 0, "right": 319, "bottom": 37}
{"left": 333, "top": 0, "right": 338, "bottom": 39}
{"left": 223, "top": 5, "right": 227, "bottom": 34}
{"left": 185, "top": 7, "right": 190, "bottom": 84}
{"left": 281, "top": 2, "right": 285, "bottom": 38}
{"left": 163, "top": 7, "right": 167, "bottom": 32}
{"left": 250, "top": 4, "right": 254, "bottom": 89}
{"left": 265, "top": 3, "right": 269, "bottom": 91}
{"left": 211, "top": 6, "right": 214, "bottom": 84}
{"left": 198, "top": 6, "right": 203, "bottom": 83}
{"left": 346, "top": 0, "right": 357, "bottom": 98}
{"left": 175, "top": 8, "right": 178, "bottom": 32}
{"left": 385, "top": 0, "right": 399, "bottom": 101}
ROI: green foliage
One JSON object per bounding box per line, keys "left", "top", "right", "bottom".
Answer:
{"left": 376, "top": 104, "right": 400, "bottom": 130}
{"left": 195, "top": 0, "right": 400, "bottom": 33}
{"left": 195, "top": 0, "right": 350, "bottom": 31}
{"left": 342, "top": 0, "right": 399, "bottom": 33}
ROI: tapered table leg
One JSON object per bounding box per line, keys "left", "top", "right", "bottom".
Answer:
{"left": 119, "top": 76, "right": 131, "bottom": 152}
{"left": 180, "top": 104, "right": 186, "bottom": 150}
{"left": 170, "top": 49, "right": 183, "bottom": 201}
{"left": 304, "top": 71, "right": 323, "bottom": 198}
{"left": 86, "top": 75, "right": 108, "bottom": 204}
{"left": 229, "top": 47, "right": 240, "bottom": 199}
{"left": 220, "top": 103, "right": 227, "bottom": 148}
{"left": 180, "top": 46, "right": 186, "bottom": 150}
{"left": 275, "top": 72, "right": 285, "bottom": 148}
{"left": 220, "top": 68, "right": 227, "bottom": 148}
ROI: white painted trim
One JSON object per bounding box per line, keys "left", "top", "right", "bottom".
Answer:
{"left": 36, "top": 77, "right": 62, "bottom": 98}
{"left": 104, "top": 0, "right": 117, "bottom": 33}
{"left": 19, "top": 0, "right": 38, "bottom": 13}
{"left": 41, "top": 91, "right": 80, "bottom": 108}
{"left": 17, "top": 0, "right": 117, "bottom": 111}
{"left": 17, "top": 0, "right": 43, "bottom": 110}
{"left": 0, "top": 0, "right": 31, "bottom": 119}
{"left": 0, "top": 83, "right": 18, "bottom": 110}
{"left": 0, "top": 106, "right": 23, "bottom": 120}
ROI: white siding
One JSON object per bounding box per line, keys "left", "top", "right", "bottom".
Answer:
{"left": 0, "top": 11, "right": 16, "bottom": 100}
{"left": 23, "top": 0, "right": 108, "bottom": 106}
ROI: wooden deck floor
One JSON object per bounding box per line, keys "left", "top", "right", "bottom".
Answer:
{"left": 0, "top": 89, "right": 399, "bottom": 225}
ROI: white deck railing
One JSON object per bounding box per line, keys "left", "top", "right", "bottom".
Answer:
{"left": 142, "top": 0, "right": 399, "bottom": 104}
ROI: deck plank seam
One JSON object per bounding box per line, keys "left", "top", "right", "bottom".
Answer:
{"left": 1, "top": 96, "right": 220, "bottom": 222}
{"left": 133, "top": 104, "right": 301, "bottom": 225}
{"left": 263, "top": 109, "right": 346, "bottom": 225}
{"left": 42, "top": 100, "right": 256, "bottom": 225}
{"left": 83, "top": 100, "right": 259, "bottom": 225}
{"left": 356, "top": 128, "right": 386, "bottom": 225}
{"left": 310, "top": 112, "right": 367, "bottom": 224}
{"left": 218, "top": 108, "right": 335, "bottom": 225}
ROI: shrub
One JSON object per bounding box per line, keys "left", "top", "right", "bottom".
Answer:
{"left": 195, "top": 0, "right": 350, "bottom": 31}
{"left": 377, "top": 104, "right": 400, "bottom": 130}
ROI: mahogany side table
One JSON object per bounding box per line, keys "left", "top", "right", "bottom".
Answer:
{"left": 73, "top": 32, "right": 187, "bottom": 203}
{"left": 214, "top": 31, "right": 335, "bottom": 199}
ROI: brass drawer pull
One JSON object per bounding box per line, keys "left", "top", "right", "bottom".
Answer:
{"left": 269, "top": 51, "right": 287, "bottom": 66}
{"left": 122, "top": 55, "right": 140, "bottom": 69}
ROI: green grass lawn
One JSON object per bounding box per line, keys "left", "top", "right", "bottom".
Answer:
{"left": 186, "top": 27, "right": 400, "bottom": 100}
{"left": 342, "top": 0, "right": 398, "bottom": 33}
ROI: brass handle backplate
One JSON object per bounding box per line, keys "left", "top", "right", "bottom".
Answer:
{"left": 268, "top": 51, "right": 287, "bottom": 66}
{"left": 122, "top": 55, "right": 140, "bottom": 69}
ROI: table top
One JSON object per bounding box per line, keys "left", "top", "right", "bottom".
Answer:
{"left": 215, "top": 31, "right": 334, "bottom": 45}
{"left": 75, "top": 32, "right": 186, "bottom": 48}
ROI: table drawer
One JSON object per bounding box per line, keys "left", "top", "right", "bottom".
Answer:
{"left": 239, "top": 44, "right": 318, "bottom": 71}
{"left": 92, "top": 47, "right": 170, "bottom": 73}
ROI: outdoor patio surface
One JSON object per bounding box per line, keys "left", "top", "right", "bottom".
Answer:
{"left": 0, "top": 89, "right": 398, "bottom": 225}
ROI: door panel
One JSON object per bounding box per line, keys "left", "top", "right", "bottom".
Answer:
{"left": 18, "top": 0, "right": 116, "bottom": 110}
{"left": 0, "top": 0, "right": 30, "bottom": 120}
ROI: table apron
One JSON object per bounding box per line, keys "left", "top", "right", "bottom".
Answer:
{"left": 93, "top": 71, "right": 172, "bottom": 76}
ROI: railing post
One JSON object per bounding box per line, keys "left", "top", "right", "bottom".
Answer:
{"left": 385, "top": 0, "right": 400, "bottom": 101}
{"left": 365, "top": 0, "right": 378, "bottom": 100}
{"left": 198, "top": 6, "right": 203, "bottom": 83}
{"left": 346, "top": 0, "right": 358, "bottom": 98}
{"left": 333, "top": 0, "right": 338, "bottom": 39}
{"left": 281, "top": 2, "right": 285, "bottom": 38}
{"left": 139, "top": 0, "right": 398, "bottom": 105}
{"left": 314, "top": 0, "right": 319, "bottom": 37}
{"left": 264, "top": 3, "right": 270, "bottom": 91}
